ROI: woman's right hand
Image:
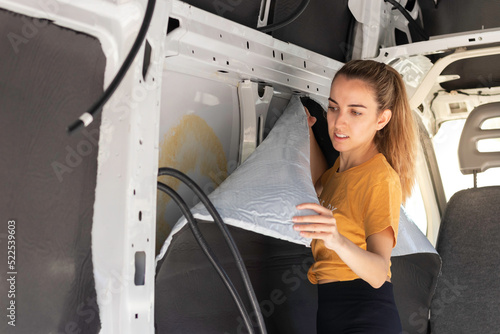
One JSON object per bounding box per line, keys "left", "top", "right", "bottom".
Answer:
{"left": 293, "top": 203, "right": 342, "bottom": 251}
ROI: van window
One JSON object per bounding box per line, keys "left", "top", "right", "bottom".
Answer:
{"left": 433, "top": 119, "right": 500, "bottom": 201}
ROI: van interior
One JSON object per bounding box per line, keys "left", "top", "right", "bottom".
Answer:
{"left": 1, "top": 0, "right": 499, "bottom": 333}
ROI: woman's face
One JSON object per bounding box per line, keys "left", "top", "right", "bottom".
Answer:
{"left": 327, "top": 75, "right": 390, "bottom": 157}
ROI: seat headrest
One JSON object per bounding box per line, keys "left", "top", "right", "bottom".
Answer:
{"left": 458, "top": 102, "right": 500, "bottom": 174}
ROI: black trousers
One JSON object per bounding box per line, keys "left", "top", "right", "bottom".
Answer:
{"left": 317, "top": 279, "right": 402, "bottom": 334}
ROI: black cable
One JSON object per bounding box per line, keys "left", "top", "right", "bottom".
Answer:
{"left": 384, "top": 0, "right": 429, "bottom": 41}
{"left": 455, "top": 89, "right": 500, "bottom": 97}
{"left": 67, "top": 0, "right": 156, "bottom": 134}
{"left": 429, "top": 91, "right": 439, "bottom": 120}
{"left": 158, "top": 168, "right": 267, "bottom": 334}
{"left": 156, "top": 181, "right": 255, "bottom": 334}
{"left": 257, "top": 0, "right": 310, "bottom": 33}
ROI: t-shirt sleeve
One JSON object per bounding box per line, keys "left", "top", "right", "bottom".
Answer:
{"left": 363, "top": 179, "right": 402, "bottom": 248}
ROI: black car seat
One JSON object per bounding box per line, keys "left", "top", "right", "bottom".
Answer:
{"left": 430, "top": 102, "right": 500, "bottom": 333}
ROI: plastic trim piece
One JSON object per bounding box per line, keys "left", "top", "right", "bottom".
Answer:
{"left": 458, "top": 102, "right": 500, "bottom": 174}
{"left": 238, "top": 80, "right": 274, "bottom": 164}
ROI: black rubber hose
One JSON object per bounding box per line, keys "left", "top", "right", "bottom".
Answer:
{"left": 158, "top": 167, "right": 267, "bottom": 334}
{"left": 157, "top": 181, "right": 255, "bottom": 334}
{"left": 384, "top": 0, "right": 429, "bottom": 41}
{"left": 68, "top": 0, "right": 156, "bottom": 134}
{"left": 257, "top": 0, "right": 310, "bottom": 33}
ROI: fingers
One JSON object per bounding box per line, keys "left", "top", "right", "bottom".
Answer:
{"left": 304, "top": 106, "right": 311, "bottom": 117}
{"left": 307, "top": 116, "right": 317, "bottom": 128}
{"left": 308, "top": 116, "right": 317, "bottom": 127}
{"left": 296, "top": 231, "right": 331, "bottom": 239}
{"left": 296, "top": 203, "right": 332, "bottom": 215}
{"left": 304, "top": 106, "right": 317, "bottom": 127}
{"left": 292, "top": 214, "right": 333, "bottom": 224}
{"left": 293, "top": 203, "right": 341, "bottom": 246}
{"left": 294, "top": 223, "right": 334, "bottom": 233}
{"left": 294, "top": 223, "right": 336, "bottom": 242}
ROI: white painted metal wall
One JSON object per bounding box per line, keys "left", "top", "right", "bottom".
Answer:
{"left": 4, "top": 0, "right": 500, "bottom": 331}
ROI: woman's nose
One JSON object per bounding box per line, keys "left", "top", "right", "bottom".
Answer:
{"left": 334, "top": 110, "right": 347, "bottom": 127}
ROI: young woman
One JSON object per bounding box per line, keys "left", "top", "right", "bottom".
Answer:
{"left": 293, "top": 59, "right": 417, "bottom": 333}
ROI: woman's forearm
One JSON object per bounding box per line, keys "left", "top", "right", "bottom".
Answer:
{"left": 332, "top": 234, "right": 390, "bottom": 289}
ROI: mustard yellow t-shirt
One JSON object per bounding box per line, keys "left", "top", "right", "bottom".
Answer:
{"left": 307, "top": 153, "right": 401, "bottom": 284}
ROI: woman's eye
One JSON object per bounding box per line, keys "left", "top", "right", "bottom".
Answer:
{"left": 351, "top": 110, "right": 362, "bottom": 116}
{"left": 328, "top": 106, "right": 339, "bottom": 112}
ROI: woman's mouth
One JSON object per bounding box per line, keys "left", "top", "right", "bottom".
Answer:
{"left": 334, "top": 133, "right": 349, "bottom": 140}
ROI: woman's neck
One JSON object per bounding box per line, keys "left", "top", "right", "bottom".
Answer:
{"left": 338, "top": 144, "right": 379, "bottom": 172}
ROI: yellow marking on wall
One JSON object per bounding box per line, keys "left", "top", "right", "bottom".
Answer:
{"left": 156, "top": 114, "right": 228, "bottom": 253}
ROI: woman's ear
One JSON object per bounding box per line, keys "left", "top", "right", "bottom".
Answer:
{"left": 377, "top": 109, "right": 392, "bottom": 131}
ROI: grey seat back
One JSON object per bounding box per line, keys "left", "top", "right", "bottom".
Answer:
{"left": 430, "top": 102, "right": 500, "bottom": 333}
{"left": 391, "top": 207, "right": 441, "bottom": 334}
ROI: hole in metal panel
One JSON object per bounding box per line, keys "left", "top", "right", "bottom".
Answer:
{"left": 166, "top": 17, "right": 180, "bottom": 34}
{"left": 257, "top": 116, "right": 262, "bottom": 146}
{"left": 134, "top": 251, "right": 146, "bottom": 286}
{"left": 257, "top": 83, "right": 266, "bottom": 98}
{"left": 142, "top": 40, "right": 151, "bottom": 81}
{"left": 405, "top": 0, "right": 416, "bottom": 11}
{"left": 259, "top": 0, "right": 268, "bottom": 21}
{"left": 395, "top": 28, "right": 409, "bottom": 45}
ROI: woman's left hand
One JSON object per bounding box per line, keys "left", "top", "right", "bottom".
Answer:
{"left": 293, "top": 203, "right": 344, "bottom": 251}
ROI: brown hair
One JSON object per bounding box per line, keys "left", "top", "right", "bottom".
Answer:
{"left": 333, "top": 59, "right": 418, "bottom": 202}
